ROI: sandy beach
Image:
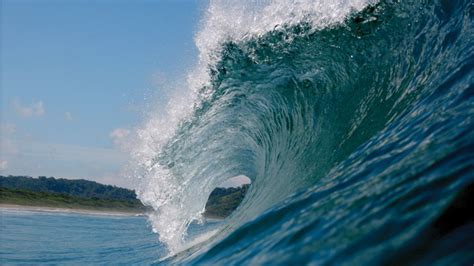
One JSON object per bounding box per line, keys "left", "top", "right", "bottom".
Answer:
{"left": 0, "top": 204, "right": 145, "bottom": 217}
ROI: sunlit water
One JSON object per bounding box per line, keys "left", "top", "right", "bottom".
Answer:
{"left": 0, "top": 209, "right": 164, "bottom": 265}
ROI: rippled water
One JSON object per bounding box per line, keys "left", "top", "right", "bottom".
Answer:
{"left": 0, "top": 209, "right": 164, "bottom": 264}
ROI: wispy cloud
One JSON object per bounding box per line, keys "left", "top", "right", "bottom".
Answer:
{"left": 110, "top": 128, "right": 131, "bottom": 150}
{"left": 0, "top": 139, "right": 130, "bottom": 187}
{"left": 64, "top": 112, "right": 73, "bottom": 121}
{"left": 0, "top": 123, "right": 18, "bottom": 157}
{"left": 1, "top": 123, "right": 16, "bottom": 135}
{"left": 219, "top": 175, "right": 251, "bottom": 188}
{"left": 0, "top": 160, "right": 8, "bottom": 172}
{"left": 0, "top": 138, "right": 18, "bottom": 157}
{"left": 95, "top": 172, "right": 134, "bottom": 189}
{"left": 14, "top": 100, "right": 45, "bottom": 118}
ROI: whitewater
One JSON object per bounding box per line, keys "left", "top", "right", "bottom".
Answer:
{"left": 126, "top": 0, "right": 473, "bottom": 264}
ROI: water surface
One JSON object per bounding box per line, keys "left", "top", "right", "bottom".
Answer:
{"left": 0, "top": 209, "right": 163, "bottom": 265}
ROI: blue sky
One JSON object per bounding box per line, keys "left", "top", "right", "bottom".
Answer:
{"left": 1, "top": 0, "right": 204, "bottom": 187}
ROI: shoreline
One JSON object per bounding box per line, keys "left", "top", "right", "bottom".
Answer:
{"left": 0, "top": 203, "right": 146, "bottom": 217}
{"left": 1, "top": 203, "right": 227, "bottom": 220}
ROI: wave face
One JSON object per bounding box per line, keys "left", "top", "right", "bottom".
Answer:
{"left": 131, "top": 0, "right": 474, "bottom": 264}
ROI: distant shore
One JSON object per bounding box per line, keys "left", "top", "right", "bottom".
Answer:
{"left": 0, "top": 203, "right": 145, "bottom": 217}
{"left": 1, "top": 175, "right": 249, "bottom": 219}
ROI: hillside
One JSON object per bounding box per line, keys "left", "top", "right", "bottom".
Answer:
{"left": 0, "top": 175, "right": 137, "bottom": 201}
{"left": 204, "top": 184, "right": 250, "bottom": 218}
{"left": 0, "top": 187, "right": 146, "bottom": 213}
{"left": 1, "top": 175, "right": 249, "bottom": 218}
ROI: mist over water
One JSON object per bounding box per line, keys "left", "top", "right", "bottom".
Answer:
{"left": 128, "top": 0, "right": 474, "bottom": 264}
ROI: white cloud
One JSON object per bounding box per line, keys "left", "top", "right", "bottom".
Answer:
{"left": 95, "top": 172, "right": 134, "bottom": 189}
{"left": 0, "top": 123, "right": 18, "bottom": 157}
{"left": 64, "top": 112, "right": 73, "bottom": 121}
{"left": 0, "top": 160, "right": 8, "bottom": 171}
{"left": 219, "top": 175, "right": 251, "bottom": 188}
{"left": 0, "top": 139, "right": 129, "bottom": 185}
{"left": 0, "top": 138, "right": 18, "bottom": 156}
{"left": 14, "top": 100, "right": 45, "bottom": 118}
{"left": 1, "top": 123, "right": 16, "bottom": 135}
{"left": 110, "top": 128, "right": 132, "bottom": 150}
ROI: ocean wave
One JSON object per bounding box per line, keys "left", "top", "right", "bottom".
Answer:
{"left": 130, "top": 0, "right": 473, "bottom": 264}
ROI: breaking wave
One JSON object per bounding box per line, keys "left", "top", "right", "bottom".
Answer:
{"left": 129, "top": 0, "right": 473, "bottom": 264}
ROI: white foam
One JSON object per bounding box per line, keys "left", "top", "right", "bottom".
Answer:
{"left": 196, "top": 0, "right": 378, "bottom": 70}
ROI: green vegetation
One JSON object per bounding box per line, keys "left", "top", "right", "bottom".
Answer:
{"left": 0, "top": 175, "right": 146, "bottom": 213}
{"left": 0, "top": 187, "right": 146, "bottom": 213}
{"left": 1, "top": 175, "right": 137, "bottom": 201}
{"left": 0, "top": 175, "right": 249, "bottom": 217}
{"left": 204, "top": 184, "right": 249, "bottom": 218}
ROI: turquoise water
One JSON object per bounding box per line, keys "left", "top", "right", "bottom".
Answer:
{"left": 0, "top": 209, "right": 164, "bottom": 265}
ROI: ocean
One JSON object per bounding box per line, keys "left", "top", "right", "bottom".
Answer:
{"left": 0, "top": 209, "right": 164, "bottom": 264}
{"left": 2, "top": 0, "right": 473, "bottom": 265}
{"left": 0, "top": 208, "right": 223, "bottom": 265}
